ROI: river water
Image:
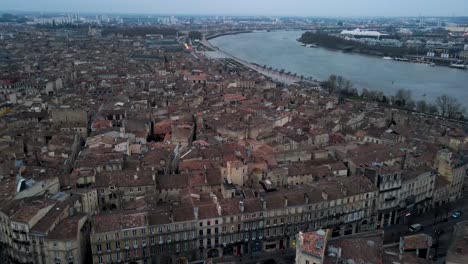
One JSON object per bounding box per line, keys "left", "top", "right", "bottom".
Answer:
{"left": 210, "top": 30, "right": 468, "bottom": 107}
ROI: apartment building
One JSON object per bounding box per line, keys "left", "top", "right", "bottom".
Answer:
{"left": 434, "top": 149, "right": 467, "bottom": 202}
{"left": 0, "top": 192, "right": 94, "bottom": 264}
{"left": 90, "top": 175, "right": 378, "bottom": 263}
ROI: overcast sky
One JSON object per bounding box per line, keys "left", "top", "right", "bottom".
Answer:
{"left": 1, "top": 0, "right": 467, "bottom": 17}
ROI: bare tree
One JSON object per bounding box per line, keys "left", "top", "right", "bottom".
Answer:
{"left": 427, "top": 103, "right": 439, "bottom": 115}
{"left": 416, "top": 100, "right": 428, "bottom": 113}
{"left": 336, "top": 76, "right": 344, "bottom": 90}
{"left": 361, "top": 88, "right": 371, "bottom": 99}
{"left": 436, "top": 95, "right": 464, "bottom": 118}
{"left": 436, "top": 95, "right": 450, "bottom": 116}
{"left": 327, "top": 75, "right": 337, "bottom": 94}
{"left": 406, "top": 100, "right": 416, "bottom": 110}
{"left": 344, "top": 80, "right": 352, "bottom": 91}
{"left": 394, "top": 89, "right": 412, "bottom": 107}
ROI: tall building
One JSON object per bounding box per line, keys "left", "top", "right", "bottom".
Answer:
{"left": 434, "top": 149, "right": 466, "bottom": 202}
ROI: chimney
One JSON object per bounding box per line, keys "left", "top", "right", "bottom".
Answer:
{"left": 239, "top": 201, "right": 244, "bottom": 212}
{"left": 304, "top": 193, "right": 309, "bottom": 204}
{"left": 193, "top": 207, "right": 199, "bottom": 220}
{"left": 204, "top": 171, "right": 207, "bottom": 184}
{"left": 322, "top": 191, "right": 328, "bottom": 200}
{"left": 217, "top": 204, "right": 222, "bottom": 216}
{"left": 284, "top": 196, "right": 288, "bottom": 207}
{"left": 226, "top": 161, "right": 232, "bottom": 184}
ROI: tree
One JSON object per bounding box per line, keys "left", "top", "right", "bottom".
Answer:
{"left": 341, "top": 80, "right": 356, "bottom": 96}
{"left": 406, "top": 100, "right": 416, "bottom": 110}
{"left": 394, "top": 89, "right": 412, "bottom": 107}
{"left": 381, "top": 95, "right": 389, "bottom": 104}
{"left": 427, "top": 103, "right": 439, "bottom": 115}
{"left": 361, "top": 88, "right": 371, "bottom": 99}
{"left": 344, "top": 80, "right": 352, "bottom": 91}
{"left": 416, "top": 100, "right": 428, "bottom": 113}
{"left": 336, "top": 76, "right": 344, "bottom": 90}
{"left": 375, "top": 91, "right": 385, "bottom": 102}
{"left": 327, "top": 75, "right": 337, "bottom": 94}
{"left": 447, "top": 102, "right": 465, "bottom": 119}
{"left": 436, "top": 95, "right": 464, "bottom": 118}
{"left": 436, "top": 95, "right": 450, "bottom": 116}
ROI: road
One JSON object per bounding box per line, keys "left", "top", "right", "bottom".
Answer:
{"left": 383, "top": 174, "right": 468, "bottom": 262}
{"left": 383, "top": 197, "right": 468, "bottom": 243}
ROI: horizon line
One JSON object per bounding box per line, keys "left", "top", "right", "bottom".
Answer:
{"left": 1, "top": 9, "right": 467, "bottom": 19}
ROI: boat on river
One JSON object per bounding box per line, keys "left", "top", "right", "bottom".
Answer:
{"left": 394, "top": 57, "right": 409, "bottom": 62}
{"left": 382, "top": 56, "right": 394, "bottom": 60}
{"left": 449, "top": 63, "right": 467, "bottom": 70}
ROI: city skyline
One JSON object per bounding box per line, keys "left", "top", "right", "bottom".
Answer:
{"left": 1, "top": 0, "right": 468, "bottom": 17}
{"left": 1, "top": 1, "right": 468, "bottom": 264}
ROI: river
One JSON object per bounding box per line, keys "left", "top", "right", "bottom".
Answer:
{"left": 209, "top": 30, "right": 468, "bottom": 107}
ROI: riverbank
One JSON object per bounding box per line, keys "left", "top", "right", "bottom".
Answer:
{"left": 205, "top": 30, "right": 253, "bottom": 40}
{"left": 204, "top": 32, "right": 467, "bottom": 120}
{"left": 201, "top": 37, "right": 313, "bottom": 85}
{"left": 298, "top": 31, "right": 467, "bottom": 67}
{"left": 208, "top": 30, "right": 468, "bottom": 107}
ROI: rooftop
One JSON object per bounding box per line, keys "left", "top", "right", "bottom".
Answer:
{"left": 298, "top": 229, "right": 329, "bottom": 259}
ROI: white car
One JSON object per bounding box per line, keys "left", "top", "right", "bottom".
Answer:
{"left": 409, "top": 224, "right": 423, "bottom": 233}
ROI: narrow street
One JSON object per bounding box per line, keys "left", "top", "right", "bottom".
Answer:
{"left": 383, "top": 174, "right": 468, "bottom": 261}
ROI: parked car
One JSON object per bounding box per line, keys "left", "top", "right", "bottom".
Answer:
{"left": 409, "top": 224, "right": 423, "bottom": 233}
{"left": 452, "top": 211, "right": 462, "bottom": 219}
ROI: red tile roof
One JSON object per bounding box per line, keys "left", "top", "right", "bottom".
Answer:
{"left": 299, "top": 230, "right": 329, "bottom": 258}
